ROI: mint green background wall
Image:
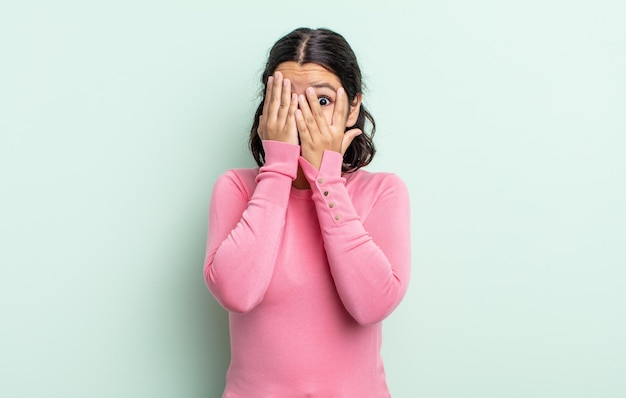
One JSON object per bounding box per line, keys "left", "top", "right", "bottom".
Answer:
{"left": 1, "top": 1, "right": 624, "bottom": 397}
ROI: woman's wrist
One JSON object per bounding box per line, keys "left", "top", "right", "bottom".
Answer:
{"left": 298, "top": 150, "right": 344, "bottom": 181}
{"left": 260, "top": 140, "right": 301, "bottom": 180}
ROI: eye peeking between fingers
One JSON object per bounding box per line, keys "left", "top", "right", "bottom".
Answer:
{"left": 318, "top": 96, "right": 331, "bottom": 106}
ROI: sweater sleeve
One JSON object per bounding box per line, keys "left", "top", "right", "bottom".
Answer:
{"left": 298, "top": 151, "right": 411, "bottom": 325}
{"left": 204, "top": 140, "right": 300, "bottom": 313}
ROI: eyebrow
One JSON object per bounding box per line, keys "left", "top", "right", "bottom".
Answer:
{"left": 289, "top": 82, "right": 339, "bottom": 92}
{"left": 311, "top": 82, "right": 338, "bottom": 91}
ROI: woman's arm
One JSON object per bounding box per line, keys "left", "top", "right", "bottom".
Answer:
{"left": 294, "top": 86, "right": 411, "bottom": 325}
{"left": 206, "top": 71, "right": 300, "bottom": 312}
{"left": 204, "top": 141, "right": 300, "bottom": 313}
{"left": 299, "top": 152, "right": 411, "bottom": 325}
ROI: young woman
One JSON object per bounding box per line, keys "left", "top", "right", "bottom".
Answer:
{"left": 204, "top": 27, "right": 411, "bottom": 397}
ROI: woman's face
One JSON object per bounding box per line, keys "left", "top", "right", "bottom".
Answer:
{"left": 273, "top": 61, "right": 361, "bottom": 128}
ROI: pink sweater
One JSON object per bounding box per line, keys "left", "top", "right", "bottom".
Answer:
{"left": 204, "top": 140, "right": 411, "bottom": 397}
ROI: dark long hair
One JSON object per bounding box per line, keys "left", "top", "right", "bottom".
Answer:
{"left": 249, "top": 27, "right": 376, "bottom": 173}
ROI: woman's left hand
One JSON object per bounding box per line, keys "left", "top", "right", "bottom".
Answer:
{"left": 295, "top": 87, "right": 362, "bottom": 170}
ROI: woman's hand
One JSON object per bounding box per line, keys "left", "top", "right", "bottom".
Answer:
{"left": 257, "top": 71, "right": 299, "bottom": 145}
{"left": 295, "top": 87, "right": 362, "bottom": 170}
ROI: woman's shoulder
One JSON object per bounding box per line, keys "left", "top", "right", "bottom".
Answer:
{"left": 344, "top": 169, "right": 409, "bottom": 219}
{"left": 345, "top": 169, "right": 407, "bottom": 193}
{"left": 213, "top": 167, "right": 260, "bottom": 200}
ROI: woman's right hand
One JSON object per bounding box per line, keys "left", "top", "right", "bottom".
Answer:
{"left": 257, "top": 71, "right": 299, "bottom": 145}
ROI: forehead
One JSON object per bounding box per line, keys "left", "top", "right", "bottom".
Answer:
{"left": 274, "top": 62, "right": 341, "bottom": 87}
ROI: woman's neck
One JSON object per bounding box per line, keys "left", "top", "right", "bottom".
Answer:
{"left": 292, "top": 166, "right": 311, "bottom": 190}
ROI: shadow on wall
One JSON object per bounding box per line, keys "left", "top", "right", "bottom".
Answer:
{"left": 170, "top": 202, "right": 231, "bottom": 396}
{"left": 198, "top": 291, "right": 230, "bottom": 394}
{"left": 175, "top": 250, "right": 230, "bottom": 396}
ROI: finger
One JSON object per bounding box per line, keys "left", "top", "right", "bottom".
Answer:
{"left": 331, "top": 87, "right": 349, "bottom": 127}
{"left": 276, "top": 78, "right": 292, "bottom": 125}
{"left": 257, "top": 115, "right": 264, "bottom": 139}
{"left": 340, "top": 128, "right": 362, "bottom": 154}
{"left": 288, "top": 93, "right": 298, "bottom": 118}
{"left": 305, "top": 87, "right": 329, "bottom": 133}
{"left": 261, "top": 76, "right": 273, "bottom": 121}
{"left": 295, "top": 108, "right": 310, "bottom": 142}
{"left": 298, "top": 94, "right": 320, "bottom": 138}
{"left": 286, "top": 93, "right": 298, "bottom": 132}
{"left": 267, "top": 71, "right": 283, "bottom": 123}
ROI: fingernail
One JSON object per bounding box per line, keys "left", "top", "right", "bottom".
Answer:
{"left": 306, "top": 87, "right": 314, "bottom": 95}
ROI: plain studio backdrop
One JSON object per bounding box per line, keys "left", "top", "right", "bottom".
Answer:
{"left": 1, "top": 1, "right": 624, "bottom": 397}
